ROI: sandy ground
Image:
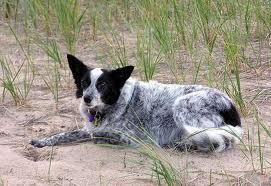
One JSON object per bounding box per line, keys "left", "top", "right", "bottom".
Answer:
{"left": 0, "top": 21, "right": 271, "bottom": 185}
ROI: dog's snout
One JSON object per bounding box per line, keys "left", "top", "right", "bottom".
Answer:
{"left": 84, "top": 95, "right": 92, "bottom": 104}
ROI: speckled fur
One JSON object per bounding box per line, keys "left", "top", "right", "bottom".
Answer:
{"left": 31, "top": 67, "right": 243, "bottom": 152}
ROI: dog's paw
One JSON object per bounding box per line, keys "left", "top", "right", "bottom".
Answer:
{"left": 30, "top": 139, "right": 45, "bottom": 148}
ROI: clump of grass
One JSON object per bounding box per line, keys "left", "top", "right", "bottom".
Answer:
{"left": 193, "top": 0, "right": 223, "bottom": 54}
{"left": 127, "top": 133, "right": 182, "bottom": 185}
{"left": 151, "top": 8, "right": 180, "bottom": 82}
{"left": 116, "top": 115, "right": 182, "bottom": 186}
{"left": 2, "top": 0, "right": 19, "bottom": 21}
{"left": 116, "top": 0, "right": 134, "bottom": 32}
{"left": 221, "top": 27, "right": 246, "bottom": 113}
{"left": 105, "top": 31, "right": 128, "bottom": 68}
{"left": 254, "top": 109, "right": 264, "bottom": 175}
{"left": 21, "top": 1, "right": 49, "bottom": 30}
{"left": 35, "top": 38, "right": 62, "bottom": 67}
{"left": 0, "top": 57, "right": 33, "bottom": 105}
{"left": 31, "top": 33, "right": 63, "bottom": 106}
{"left": 235, "top": 104, "right": 270, "bottom": 175}
{"left": 244, "top": 0, "right": 252, "bottom": 36}
{"left": 37, "top": 38, "right": 62, "bottom": 104}
{"left": 0, "top": 25, "right": 35, "bottom": 105}
{"left": 193, "top": 0, "right": 227, "bottom": 86}
{"left": 88, "top": 6, "right": 98, "bottom": 41}
{"left": 94, "top": 129, "right": 182, "bottom": 185}
{"left": 253, "top": 0, "right": 271, "bottom": 39}
{"left": 243, "top": 124, "right": 256, "bottom": 172}
{"left": 47, "top": 146, "right": 54, "bottom": 181}
{"left": 252, "top": 106, "right": 271, "bottom": 175}
{"left": 136, "top": 28, "right": 162, "bottom": 81}
{"left": 41, "top": 58, "right": 61, "bottom": 107}
{"left": 141, "top": 145, "right": 181, "bottom": 185}
{"left": 172, "top": 0, "right": 187, "bottom": 47}
{"left": 134, "top": 0, "right": 182, "bottom": 82}
{"left": 53, "top": 0, "right": 86, "bottom": 54}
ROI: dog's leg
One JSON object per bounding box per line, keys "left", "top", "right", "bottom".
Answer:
{"left": 31, "top": 130, "right": 91, "bottom": 148}
{"left": 92, "top": 131, "right": 131, "bottom": 145}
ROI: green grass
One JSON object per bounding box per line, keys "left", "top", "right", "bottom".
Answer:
{"left": 0, "top": 57, "right": 23, "bottom": 105}
{"left": 47, "top": 146, "right": 54, "bottom": 181}
{"left": 35, "top": 38, "right": 62, "bottom": 67}
{"left": 221, "top": 26, "right": 246, "bottom": 113}
{"left": 119, "top": 128, "right": 182, "bottom": 185}
{"left": 0, "top": 56, "right": 34, "bottom": 105}
{"left": 34, "top": 36, "right": 62, "bottom": 106}
{"left": 53, "top": 0, "right": 86, "bottom": 54}
{"left": 136, "top": 27, "right": 162, "bottom": 81}
{"left": 105, "top": 31, "right": 129, "bottom": 68}
{"left": 0, "top": 25, "right": 35, "bottom": 105}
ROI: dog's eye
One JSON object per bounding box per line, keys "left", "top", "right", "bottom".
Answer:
{"left": 81, "top": 80, "right": 90, "bottom": 89}
{"left": 97, "top": 82, "right": 106, "bottom": 90}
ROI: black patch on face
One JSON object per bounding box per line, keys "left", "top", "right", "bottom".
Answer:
{"left": 95, "top": 66, "right": 134, "bottom": 105}
{"left": 67, "top": 54, "right": 91, "bottom": 98}
{"left": 81, "top": 72, "right": 91, "bottom": 90}
{"left": 219, "top": 103, "right": 241, "bottom": 127}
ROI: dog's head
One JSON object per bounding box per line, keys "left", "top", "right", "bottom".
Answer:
{"left": 67, "top": 54, "right": 134, "bottom": 118}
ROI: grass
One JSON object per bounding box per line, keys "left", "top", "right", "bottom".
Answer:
{"left": 118, "top": 128, "right": 182, "bottom": 185}
{"left": 34, "top": 36, "right": 62, "bottom": 106}
{"left": 0, "top": 57, "right": 25, "bottom": 105}
{"left": 53, "top": 0, "right": 86, "bottom": 54}
{"left": 104, "top": 31, "right": 129, "bottom": 68}
{"left": 41, "top": 57, "right": 61, "bottom": 107}
{"left": 136, "top": 27, "right": 162, "bottom": 81}
{"left": 0, "top": 56, "right": 34, "bottom": 106}
{"left": 47, "top": 146, "right": 54, "bottom": 181}
{"left": 0, "top": 177, "right": 3, "bottom": 186}
{"left": 35, "top": 38, "right": 62, "bottom": 67}
{"left": 0, "top": 0, "right": 271, "bottom": 185}
{"left": 1, "top": 0, "right": 19, "bottom": 21}
{"left": 0, "top": 25, "right": 35, "bottom": 105}
{"left": 142, "top": 147, "right": 181, "bottom": 185}
{"left": 222, "top": 26, "right": 246, "bottom": 114}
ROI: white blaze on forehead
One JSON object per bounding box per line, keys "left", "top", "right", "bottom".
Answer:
{"left": 90, "top": 68, "right": 103, "bottom": 85}
{"left": 88, "top": 68, "right": 105, "bottom": 108}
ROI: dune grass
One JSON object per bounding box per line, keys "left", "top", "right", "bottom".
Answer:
{"left": 0, "top": 24, "right": 35, "bottom": 105}
{"left": 34, "top": 37, "right": 62, "bottom": 106}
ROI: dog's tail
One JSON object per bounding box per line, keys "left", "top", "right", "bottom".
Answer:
{"left": 182, "top": 125, "right": 243, "bottom": 152}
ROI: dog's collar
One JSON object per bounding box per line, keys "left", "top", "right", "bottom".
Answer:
{"left": 88, "top": 111, "right": 104, "bottom": 124}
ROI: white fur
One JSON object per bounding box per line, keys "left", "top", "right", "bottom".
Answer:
{"left": 183, "top": 125, "right": 243, "bottom": 152}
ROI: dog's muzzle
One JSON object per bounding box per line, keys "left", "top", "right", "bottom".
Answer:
{"left": 87, "top": 107, "right": 103, "bottom": 122}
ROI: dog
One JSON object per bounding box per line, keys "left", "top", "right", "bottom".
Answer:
{"left": 31, "top": 54, "right": 243, "bottom": 152}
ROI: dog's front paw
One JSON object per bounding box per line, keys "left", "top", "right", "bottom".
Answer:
{"left": 30, "top": 139, "right": 45, "bottom": 148}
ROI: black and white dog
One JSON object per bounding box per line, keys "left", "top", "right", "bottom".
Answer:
{"left": 31, "top": 54, "right": 243, "bottom": 152}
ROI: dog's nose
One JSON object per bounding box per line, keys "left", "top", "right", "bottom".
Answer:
{"left": 83, "top": 95, "right": 92, "bottom": 104}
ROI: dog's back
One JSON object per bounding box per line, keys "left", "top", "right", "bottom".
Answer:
{"left": 114, "top": 80, "right": 242, "bottom": 152}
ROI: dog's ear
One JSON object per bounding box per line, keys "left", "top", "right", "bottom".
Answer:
{"left": 67, "top": 54, "right": 89, "bottom": 98}
{"left": 111, "top": 66, "right": 134, "bottom": 88}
